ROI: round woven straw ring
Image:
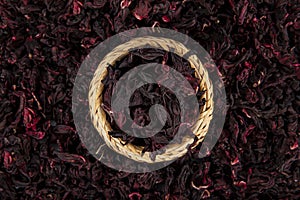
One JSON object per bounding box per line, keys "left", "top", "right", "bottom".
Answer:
{"left": 89, "top": 36, "right": 213, "bottom": 163}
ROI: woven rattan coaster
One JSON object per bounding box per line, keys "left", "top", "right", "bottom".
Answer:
{"left": 88, "top": 36, "right": 213, "bottom": 163}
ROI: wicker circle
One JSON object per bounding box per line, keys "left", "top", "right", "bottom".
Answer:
{"left": 88, "top": 36, "right": 213, "bottom": 163}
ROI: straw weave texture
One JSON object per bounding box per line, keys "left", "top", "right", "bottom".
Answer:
{"left": 89, "top": 37, "right": 213, "bottom": 163}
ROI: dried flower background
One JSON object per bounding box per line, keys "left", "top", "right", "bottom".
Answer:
{"left": 0, "top": 0, "right": 299, "bottom": 199}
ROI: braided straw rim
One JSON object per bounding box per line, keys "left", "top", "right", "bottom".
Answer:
{"left": 88, "top": 36, "right": 213, "bottom": 163}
